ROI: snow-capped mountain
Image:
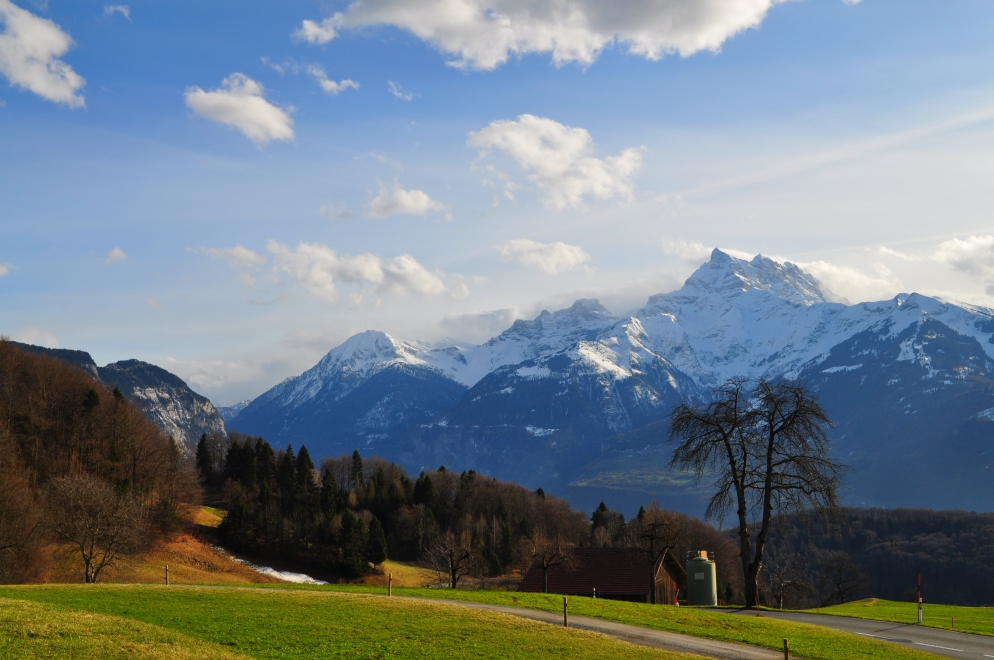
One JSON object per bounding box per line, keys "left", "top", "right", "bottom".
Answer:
{"left": 9, "top": 343, "right": 226, "bottom": 450}
{"left": 231, "top": 331, "right": 468, "bottom": 455}
{"left": 229, "top": 250, "right": 994, "bottom": 514}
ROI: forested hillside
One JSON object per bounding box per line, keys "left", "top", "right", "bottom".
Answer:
{"left": 0, "top": 340, "right": 199, "bottom": 582}
{"left": 762, "top": 508, "right": 994, "bottom": 606}
{"left": 200, "top": 432, "right": 742, "bottom": 593}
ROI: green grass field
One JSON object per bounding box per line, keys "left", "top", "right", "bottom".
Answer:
{"left": 818, "top": 598, "right": 994, "bottom": 637}
{"left": 0, "top": 585, "right": 702, "bottom": 659}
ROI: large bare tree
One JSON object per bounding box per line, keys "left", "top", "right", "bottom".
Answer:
{"left": 425, "top": 529, "right": 478, "bottom": 588}
{"left": 529, "top": 531, "right": 575, "bottom": 593}
{"left": 46, "top": 475, "right": 146, "bottom": 583}
{"left": 670, "top": 378, "right": 845, "bottom": 608}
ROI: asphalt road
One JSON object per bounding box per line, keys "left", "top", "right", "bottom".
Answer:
{"left": 420, "top": 598, "right": 782, "bottom": 659}
{"left": 727, "top": 610, "right": 994, "bottom": 659}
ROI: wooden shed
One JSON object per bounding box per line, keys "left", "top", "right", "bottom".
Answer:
{"left": 518, "top": 548, "right": 687, "bottom": 604}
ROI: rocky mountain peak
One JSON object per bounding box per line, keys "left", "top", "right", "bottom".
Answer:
{"left": 682, "top": 249, "right": 828, "bottom": 306}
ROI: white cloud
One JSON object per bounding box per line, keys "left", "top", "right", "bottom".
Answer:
{"left": 439, "top": 307, "right": 524, "bottom": 343}
{"left": 388, "top": 80, "right": 415, "bottom": 101}
{"left": 0, "top": 260, "right": 11, "bottom": 276}
{"left": 11, "top": 327, "right": 57, "bottom": 347}
{"left": 660, "top": 237, "right": 711, "bottom": 261}
{"left": 184, "top": 73, "right": 294, "bottom": 145}
{"left": 297, "top": 0, "right": 786, "bottom": 70}
{"left": 0, "top": 0, "right": 85, "bottom": 107}
{"left": 103, "top": 5, "right": 130, "bottom": 21}
{"left": 199, "top": 244, "right": 266, "bottom": 269}
{"left": 104, "top": 247, "right": 127, "bottom": 264}
{"left": 293, "top": 17, "right": 337, "bottom": 45}
{"left": 497, "top": 239, "right": 590, "bottom": 274}
{"left": 933, "top": 235, "right": 994, "bottom": 288}
{"left": 267, "top": 240, "right": 465, "bottom": 302}
{"left": 468, "top": 115, "right": 642, "bottom": 210}
{"left": 320, "top": 204, "right": 354, "bottom": 220}
{"left": 306, "top": 64, "right": 358, "bottom": 95}
{"left": 365, "top": 181, "right": 448, "bottom": 218}
{"left": 796, "top": 260, "right": 902, "bottom": 304}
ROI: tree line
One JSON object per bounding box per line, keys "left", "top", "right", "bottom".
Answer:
{"left": 198, "top": 430, "right": 746, "bottom": 594}
{"left": 0, "top": 340, "right": 199, "bottom": 582}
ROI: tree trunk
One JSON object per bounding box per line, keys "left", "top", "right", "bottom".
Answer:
{"left": 542, "top": 567, "right": 548, "bottom": 593}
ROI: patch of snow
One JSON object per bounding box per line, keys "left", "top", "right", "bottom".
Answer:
{"left": 821, "top": 364, "right": 863, "bottom": 374}
{"left": 976, "top": 407, "right": 994, "bottom": 422}
{"left": 516, "top": 365, "right": 551, "bottom": 378}
{"left": 525, "top": 425, "right": 556, "bottom": 436}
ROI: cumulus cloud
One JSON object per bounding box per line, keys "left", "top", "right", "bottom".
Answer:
{"left": 267, "top": 240, "right": 466, "bottom": 302}
{"left": 660, "top": 237, "right": 754, "bottom": 262}
{"left": 104, "top": 247, "right": 127, "bottom": 264}
{"left": 199, "top": 244, "right": 266, "bottom": 269}
{"left": 439, "top": 307, "right": 524, "bottom": 343}
{"left": 0, "top": 260, "right": 11, "bottom": 276}
{"left": 306, "top": 64, "right": 358, "bottom": 94}
{"left": 293, "top": 17, "right": 337, "bottom": 44}
{"left": 468, "top": 115, "right": 642, "bottom": 210}
{"left": 365, "top": 181, "right": 448, "bottom": 218}
{"left": 933, "top": 235, "right": 994, "bottom": 294}
{"left": 295, "top": 0, "right": 786, "bottom": 70}
{"left": 795, "top": 260, "right": 902, "bottom": 304}
{"left": 103, "top": 5, "right": 130, "bottom": 21}
{"left": 497, "top": 238, "right": 590, "bottom": 274}
{"left": 0, "top": 0, "right": 85, "bottom": 107}
{"left": 184, "top": 73, "right": 294, "bottom": 145}
{"left": 388, "top": 81, "right": 415, "bottom": 101}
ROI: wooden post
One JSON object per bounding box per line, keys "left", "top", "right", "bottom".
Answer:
{"left": 165, "top": 565, "right": 169, "bottom": 586}
{"left": 951, "top": 616, "right": 954, "bottom": 629}
{"left": 563, "top": 596, "right": 568, "bottom": 628}
{"left": 388, "top": 573, "right": 392, "bottom": 597}
{"left": 783, "top": 638, "right": 789, "bottom": 660}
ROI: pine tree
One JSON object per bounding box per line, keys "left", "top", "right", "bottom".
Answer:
{"left": 349, "top": 449, "right": 364, "bottom": 491}
{"left": 367, "top": 516, "right": 388, "bottom": 565}
{"left": 195, "top": 434, "right": 215, "bottom": 486}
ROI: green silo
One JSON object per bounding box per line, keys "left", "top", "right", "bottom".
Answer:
{"left": 686, "top": 551, "right": 717, "bottom": 606}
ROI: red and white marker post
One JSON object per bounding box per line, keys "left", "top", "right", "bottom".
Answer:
{"left": 918, "top": 574, "right": 923, "bottom": 625}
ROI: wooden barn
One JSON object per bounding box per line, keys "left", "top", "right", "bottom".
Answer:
{"left": 518, "top": 548, "right": 687, "bottom": 604}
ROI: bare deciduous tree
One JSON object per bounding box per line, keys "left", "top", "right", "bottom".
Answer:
{"left": 46, "top": 475, "right": 146, "bottom": 583}
{"left": 670, "top": 378, "right": 846, "bottom": 608}
{"left": 763, "top": 556, "right": 810, "bottom": 609}
{"left": 425, "top": 529, "right": 478, "bottom": 588}
{"left": 625, "top": 500, "right": 684, "bottom": 604}
{"left": 817, "top": 551, "right": 869, "bottom": 605}
{"left": 529, "top": 531, "right": 575, "bottom": 593}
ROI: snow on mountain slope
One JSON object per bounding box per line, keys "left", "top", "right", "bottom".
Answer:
{"left": 636, "top": 249, "right": 994, "bottom": 387}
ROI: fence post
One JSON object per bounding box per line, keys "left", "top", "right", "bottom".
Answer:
{"left": 388, "top": 573, "right": 392, "bottom": 597}
{"left": 563, "top": 596, "right": 568, "bottom": 628}
{"left": 165, "top": 565, "right": 169, "bottom": 586}
{"left": 783, "top": 638, "right": 789, "bottom": 660}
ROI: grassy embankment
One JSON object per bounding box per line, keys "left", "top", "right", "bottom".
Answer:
{"left": 818, "top": 598, "right": 994, "bottom": 637}
{"left": 0, "top": 585, "right": 702, "bottom": 660}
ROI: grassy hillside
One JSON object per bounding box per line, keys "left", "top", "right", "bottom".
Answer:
{"left": 818, "top": 598, "right": 994, "bottom": 637}
{"left": 0, "top": 585, "right": 703, "bottom": 659}
{"left": 0, "top": 597, "right": 247, "bottom": 660}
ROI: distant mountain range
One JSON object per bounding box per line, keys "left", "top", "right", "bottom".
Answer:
{"left": 227, "top": 250, "right": 994, "bottom": 515}
{"left": 9, "top": 342, "right": 226, "bottom": 451}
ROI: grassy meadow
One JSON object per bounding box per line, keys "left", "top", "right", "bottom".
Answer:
{"left": 818, "top": 598, "right": 994, "bottom": 637}
{"left": 0, "top": 585, "right": 704, "bottom": 660}
{"left": 1, "top": 582, "right": 947, "bottom": 660}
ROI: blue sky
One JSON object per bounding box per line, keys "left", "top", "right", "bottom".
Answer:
{"left": 3, "top": 0, "right": 994, "bottom": 404}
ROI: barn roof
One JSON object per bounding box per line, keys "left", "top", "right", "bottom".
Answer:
{"left": 518, "top": 548, "right": 686, "bottom": 596}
